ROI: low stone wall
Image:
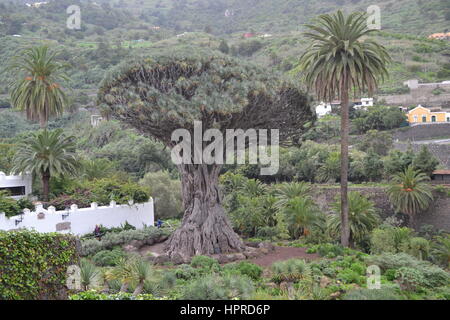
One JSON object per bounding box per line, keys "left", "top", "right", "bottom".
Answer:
{"left": 393, "top": 123, "right": 450, "bottom": 141}
{"left": 311, "top": 186, "right": 450, "bottom": 231}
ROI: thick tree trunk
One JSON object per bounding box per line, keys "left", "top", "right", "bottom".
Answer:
{"left": 165, "top": 164, "right": 244, "bottom": 260}
{"left": 340, "top": 83, "right": 350, "bottom": 248}
{"left": 42, "top": 170, "right": 50, "bottom": 202}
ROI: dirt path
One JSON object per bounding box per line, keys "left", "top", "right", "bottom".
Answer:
{"left": 249, "top": 246, "right": 320, "bottom": 267}
{"left": 139, "top": 243, "right": 320, "bottom": 268}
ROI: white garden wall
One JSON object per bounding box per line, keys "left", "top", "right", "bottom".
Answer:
{"left": 0, "top": 199, "right": 154, "bottom": 236}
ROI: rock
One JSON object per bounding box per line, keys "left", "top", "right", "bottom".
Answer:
{"left": 234, "top": 253, "right": 246, "bottom": 261}
{"left": 154, "top": 254, "right": 170, "bottom": 265}
{"left": 123, "top": 244, "right": 138, "bottom": 253}
{"left": 244, "top": 241, "right": 260, "bottom": 248}
{"left": 243, "top": 248, "right": 259, "bottom": 259}
{"left": 129, "top": 240, "right": 145, "bottom": 249}
{"left": 266, "top": 282, "right": 278, "bottom": 289}
{"left": 259, "top": 248, "right": 269, "bottom": 255}
{"left": 145, "top": 238, "right": 155, "bottom": 246}
{"left": 258, "top": 241, "right": 275, "bottom": 252}
{"left": 226, "top": 254, "right": 237, "bottom": 262}
{"left": 216, "top": 254, "right": 229, "bottom": 264}
{"left": 170, "top": 253, "right": 185, "bottom": 265}
{"left": 320, "top": 276, "right": 331, "bottom": 288}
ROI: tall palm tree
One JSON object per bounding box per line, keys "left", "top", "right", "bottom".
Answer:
{"left": 386, "top": 166, "right": 433, "bottom": 227}
{"left": 298, "top": 11, "right": 390, "bottom": 246}
{"left": 7, "top": 46, "right": 69, "bottom": 128}
{"left": 12, "top": 129, "right": 79, "bottom": 201}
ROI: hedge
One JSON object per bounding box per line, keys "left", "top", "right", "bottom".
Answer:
{"left": 0, "top": 230, "right": 80, "bottom": 300}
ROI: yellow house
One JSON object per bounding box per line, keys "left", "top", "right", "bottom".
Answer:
{"left": 407, "top": 105, "right": 450, "bottom": 124}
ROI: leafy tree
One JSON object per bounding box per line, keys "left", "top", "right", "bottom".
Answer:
{"left": 357, "top": 130, "right": 393, "bottom": 156}
{"left": 6, "top": 46, "right": 69, "bottom": 128}
{"left": 328, "top": 191, "right": 379, "bottom": 247}
{"left": 363, "top": 149, "right": 384, "bottom": 181}
{"left": 299, "top": 11, "right": 390, "bottom": 247}
{"left": 139, "top": 171, "right": 183, "bottom": 219}
{"left": 98, "top": 52, "right": 314, "bottom": 259}
{"left": 412, "top": 146, "right": 439, "bottom": 177}
{"left": 218, "top": 39, "right": 229, "bottom": 54}
{"left": 12, "top": 129, "right": 80, "bottom": 201}
{"left": 386, "top": 166, "right": 433, "bottom": 227}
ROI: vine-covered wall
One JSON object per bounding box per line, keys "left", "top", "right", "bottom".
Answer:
{"left": 0, "top": 230, "right": 80, "bottom": 300}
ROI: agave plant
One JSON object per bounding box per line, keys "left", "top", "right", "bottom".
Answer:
{"left": 328, "top": 192, "right": 379, "bottom": 247}
{"left": 132, "top": 258, "right": 153, "bottom": 295}
{"left": 386, "top": 166, "right": 433, "bottom": 226}
{"left": 79, "top": 259, "right": 100, "bottom": 291}
{"left": 271, "top": 259, "right": 311, "bottom": 284}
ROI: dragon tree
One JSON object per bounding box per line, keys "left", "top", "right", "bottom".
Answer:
{"left": 98, "top": 52, "right": 314, "bottom": 261}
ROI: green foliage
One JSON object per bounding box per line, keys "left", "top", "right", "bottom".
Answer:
{"left": 91, "top": 248, "right": 126, "bottom": 267}
{"left": 411, "top": 146, "right": 440, "bottom": 177}
{"left": 190, "top": 255, "right": 220, "bottom": 270}
{"left": 0, "top": 190, "right": 21, "bottom": 217}
{"left": 328, "top": 192, "right": 379, "bottom": 246}
{"left": 431, "top": 235, "right": 450, "bottom": 268}
{"left": 343, "top": 286, "right": 403, "bottom": 300}
{"left": 174, "top": 264, "right": 200, "bottom": 280}
{"left": 223, "top": 261, "right": 263, "bottom": 281}
{"left": 387, "top": 166, "right": 433, "bottom": 217}
{"left": 271, "top": 259, "right": 311, "bottom": 283}
{"left": 394, "top": 267, "right": 428, "bottom": 291}
{"left": 307, "top": 243, "right": 345, "bottom": 258}
{"left": 0, "top": 230, "right": 79, "bottom": 300}
{"left": 80, "top": 227, "right": 166, "bottom": 256}
{"left": 6, "top": 46, "right": 69, "bottom": 127}
{"left": 370, "top": 227, "right": 413, "bottom": 254}
{"left": 139, "top": 171, "right": 182, "bottom": 219}
{"left": 181, "top": 274, "right": 255, "bottom": 300}
{"left": 69, "top": 291, "right": 161, "bottom": 300}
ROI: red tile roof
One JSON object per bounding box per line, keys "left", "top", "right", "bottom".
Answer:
{"left": 433, "top": 170, "right": 450, "bottom": 175}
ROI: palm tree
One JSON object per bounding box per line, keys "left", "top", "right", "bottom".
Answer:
{"left": 386, "top": 166, "right": 433, "bottom": 227}
{"left": 7, "top": 46, "right": 68, "bottom": 128}
{"left": 273, "top": 181, "right": 312, "bottom": 209}
{"left": 431, "top": 235, "right": 450, "bottom": 269}
{"left": 298, "top": 11, "right": 390, "bottom": 246}
{"left": 328, "top": 191, "right": 379, "bottom": 247}
{"left": 12, "top": 129, "right": 79, "bottom": 201}
{"left": 282, "top": 196, "right": 324, "bottom": 239}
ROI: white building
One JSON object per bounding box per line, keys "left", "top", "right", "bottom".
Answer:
{"left": 315, "top": 102, "right": 333, "bottom": 117}
{"left": 353, "top": 98, "right": 374, "bottom": 109}
{"left": 0, "top": 200, "right": 154, "bottom": 236}
{"left": 0, "top": 172, "right": 32, "bottom": 200}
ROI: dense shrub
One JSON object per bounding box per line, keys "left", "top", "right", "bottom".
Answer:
{"left": 80, "top": 227, "right": 167, "bottom": 256}
{"left": 190, "top": 255, "right": 220, "bottom": 270}
{"left": 0, "top": 230, "right": 79, "bottom": 300}
{"left": 223, "top": 261, "right": 263, "bottom": 281}
{"left": 91, "top": 248, "right": 125, "bottom": 267}
{"left": 174, "top": 264, "right": 200, "bottom": 280}
{"left": 343, "top": 286, "right": 403, "bottom": 300}
{"left": 0, "top": 191, "right": 21, "bottom": 217}
{"left": 307, "top": 243, "right": 344, "bottom": 258}
{"left": 69, "top": 291, "right": 163, "bottom": 300}
{"left": 394, "top": 267, "right": 428, "bottom": 291}
{"left": 365, "top": 253, "right": 449, "bottom": 288}
{"left": 181, "top": 274, "right": 255, "bottom": 300}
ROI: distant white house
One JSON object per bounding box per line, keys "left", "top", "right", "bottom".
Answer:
{"left": 315, "top": 98, "right": 374, "bottom": 117}
{"left": 0, "top": 172, "right": 32, "bottom": 200}
{"left": 25, "top": 2, "right": 48, "bottom": 8}
{"left": 315, "top": 102, "right": 333, "bottom": 117}
{"left": 353, "top": 98, "right": 374, "bottom": 109}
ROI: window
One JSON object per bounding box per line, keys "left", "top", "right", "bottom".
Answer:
{"left": 422, "top": 116, "right": 427, "bottom": 122}
{"left": 0, "top": 186, "right": 26, "bottom": 196}
{"left": 432, "top": 115, "right": 436, "bottom": 122}
{"left": 447, "top": 117, "right": 450, "bottom": 122}
{"left": 413, "top": 115, "right": 418, "bottom": 122}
